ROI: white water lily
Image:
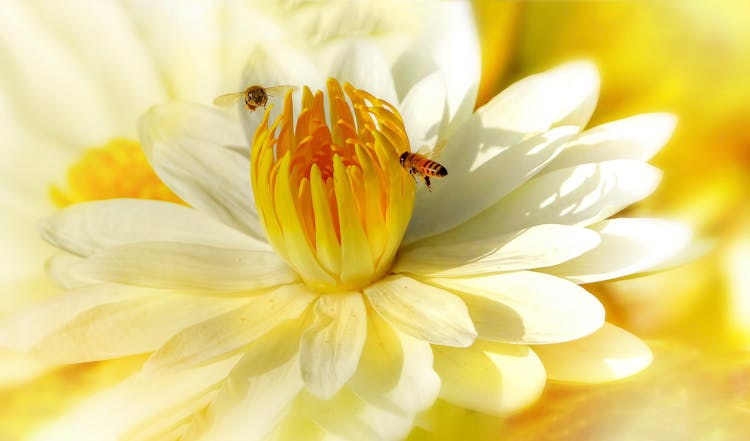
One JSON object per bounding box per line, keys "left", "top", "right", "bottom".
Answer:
{"left": 0, "top": 0, "right": 431, "bottom": 389}
{"left": 1, "top": 3, "right": 693, "bottom": 441}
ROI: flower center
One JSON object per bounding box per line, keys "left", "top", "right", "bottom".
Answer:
{"left": 51, "top": 138, "right": 182, "bottom": 207}
{"left": 252, "top": 78, "right": 415, "bottom": 292}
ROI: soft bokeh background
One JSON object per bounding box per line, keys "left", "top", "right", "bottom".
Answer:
{"left": 3, "top": 1, "right": 750, "bottom": 439}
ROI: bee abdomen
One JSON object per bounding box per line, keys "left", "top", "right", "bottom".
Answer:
{"left": 425, "top": 161, "right": 448, "bottom": 177}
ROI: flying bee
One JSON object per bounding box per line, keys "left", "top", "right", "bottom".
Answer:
{"left": 399, "top": 142, "right": 448, "bottom": 192}
{"left": 213, "top": 85, "right": 296, "bottom": 111}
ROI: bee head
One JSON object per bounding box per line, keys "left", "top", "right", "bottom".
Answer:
{"left": 399, "top": 152, "right": 409, "bottom": 167}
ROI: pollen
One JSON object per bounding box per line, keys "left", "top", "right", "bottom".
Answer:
{"left": 50, "top": 138, "right": 182, "bottom": 207}
{"left": 252, "top": 78, "right": 415, "bottom": 292}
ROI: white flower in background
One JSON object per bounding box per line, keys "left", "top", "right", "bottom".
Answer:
{"left": 0, "top": 0, "right": 430, "bottom": 387}
{"left": 1, "top": 2, "right": 693, "bottom": 441}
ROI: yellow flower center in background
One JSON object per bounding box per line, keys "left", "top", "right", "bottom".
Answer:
{"left": 252, "top": 78, "right": 415, "bottom": 293}
{"left": 50, "top": 138, "right": 182, "bottom": 207}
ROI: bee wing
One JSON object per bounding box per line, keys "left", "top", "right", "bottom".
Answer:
{"left": 415, "top": 138, "right": 449, "bottom": 160}
{"left": 213, "top": 92, "right": 245, "bottom": 107}
{"left": 263, "top": 85, "right": 298, "bottom": 96}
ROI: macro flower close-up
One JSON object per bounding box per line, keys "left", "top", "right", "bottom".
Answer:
{"left": 1, "top": 1, "right": 721, "bottom": 441}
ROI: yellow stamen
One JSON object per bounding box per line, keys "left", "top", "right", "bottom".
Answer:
{"left": 252, "top": 79, "right": 415, "bottom": 293}
{"left": 50, "top": 138, "right": 182, "bottom": 207}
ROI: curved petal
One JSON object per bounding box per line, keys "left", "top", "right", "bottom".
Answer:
{"left": 0, "top": 349, "right": 48, "bottom": 388}
{"left": 327, "top": 39, "right": 398, "bottom": 104}
{"left": 182, "top": 321, "right": 304, "bottom": 441}
{"left": 145, "top": 285, "right": 316, "bottom": 374}
{"left": 45, "top": 252, "right": 86, "bottom": 289}
{"left": 30, "top": 356, "right": 240, "bottom": 441}
{"left": 533, "top": 323, "right": 652, "bottom": 383}
{"left": 433, "top": 341, "right": 546, "bottom": 415}
{"left": 545, "top": 113, "right": 678, "bottom": 172}
{"left": 138, "top": 102, "right": 265, "bottom": 240}
{"left": 0, "top": 283, "right": 152, "bottom": 353}
{"left": 406, "top": 124, "right": 577, "bottom": 243}
{"left": 442, "top": 159, "right": 662, "bottom": 241}
{"left": 263, "top": 414, "right": 344, "bottom": 441}
{"left": 29, "top": 0, "right": 167, "bottom": 136}
{"left": 39, "top": 199, "right": 267, "bottom": 257}
{"left": 300, "top": 294, "right": 367, "bottom": 399}
{"left": 395, "top": 224, "right": 601, "bottom": 277}
{"left": 428, "top": 272, "right": 605, "bottom": 344}
{"left": 478, "top": 61, "right": 599, "bottom": 134}
{"left": 543, "top": 218, "right": 693, "bottom": 283}
{"left": 0, "top": 0, "right": 117, "bottom": 146}
{"left": 399, "top": 71, "right": 446, "bottom": 150}
{"left": 29, "top": 293, "right": 249, "bottom": 364}
{"left": 124, "top": 0, "right": 223, "bottom": 104}
{"left": 392, "top": 1, "right": 479, "bottom": 130}
{"left": 349, "top": 312, "right": 440, "bottom": 413}
{"left": 294, "top": 387, "right": 415, "bottom": 441}
{"left": 72, "top": 242, "right": 298, "bottom": 291}
{"left": 0, "top": 96, "right": 76, "bottom": 210}
{"left": 363, "top": 275, "right": 476, "bottom": 347}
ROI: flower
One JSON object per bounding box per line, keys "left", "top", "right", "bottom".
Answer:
{"left": 2, "top": 4, "right": 693, "bottom": 441}
{"left": 0, "top": 0, "right": 439, "bottom": 436}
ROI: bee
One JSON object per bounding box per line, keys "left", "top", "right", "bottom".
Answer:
{"left": 399, "top": 143, "right": 448, "bottom": 192}
{"left": 213, "top": 85, "right": 296, "bottom": 111}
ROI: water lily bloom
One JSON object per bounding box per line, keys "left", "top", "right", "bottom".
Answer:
{"left": 0, "top": 0, "right": 434, "bottom": 401}
{"left": 2, "top": 4, "right": 693, "bottom": 441}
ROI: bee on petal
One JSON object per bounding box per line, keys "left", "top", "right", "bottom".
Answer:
{"left": 214, "top": 85, "right": 296, "bottom": 111}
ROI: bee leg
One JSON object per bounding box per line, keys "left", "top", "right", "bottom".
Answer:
{"left": 424, "top": 176, "right": 432, "bottom": 192}
{"left": 409, "top": 169, "right": 419, "bottom": 183}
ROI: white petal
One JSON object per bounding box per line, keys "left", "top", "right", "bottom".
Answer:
{"left": 39, "top": 199, "right": 267, "bottom": 257}
{"left": 124, "top": 1, "right": 223, "bottom": 104}
{"left": 0, "top": 192, "right": 60, "bottom": 305}
{"left": 30, "top": 293, "right": 248, "bottom": 364}
{"left": 294, "top": 387, "right": 415, "bottom": 441}
{"left": 478, "top": 61, "right": 599, "bottom": 134}
{"left": 349, "top": 312, "right": 440, "bottom": 413}
{"left": 545, "top": 113, "right": 678, "bottom": 172}
{"left": 0, "top": 95, "right": 76, "bottom": 210}
{"left": 406, "top": 124, "right": 578, "bottom": 243}
{"left": 0, "top": 283, "right": 151, "bottom": 353}
{"left": 428, "top": 272, "right": 605, "bottom": 344}
{"left": 145, "top": 285, "right": 315, "bottom": 374}
{"left": 433, "top": 341, "right": 546, "bottom": 415}
{"left": 182, "top": 322, "right": 304, "bottom": 441}
{"left": 0, "top": 349, "right": 48, "bottom": 388}
{"left": 265, "top": 414, "right": 345, "bottom": 441}
{"left": 395, "top": 224, "right": 601, "bottom": 277}
{"left": 73, "top": 242, "right": 297, "bottom": 291}
{"left": 363, "top": 275, "right": 476, "bottom": 347}
{"left": 29, "top": 0, "right": 167, "bottom": 136}
{"left": 327, "top": 39, "right": 398, "bottom": 104}
{"left": 399, "top": 71, "right": 446, "bottom": 150}
{"left": 45, "top": 252, "right": 86, "bottom": 289}
{"left": 0, "top": 0, "right": 117, "bottom": 146}
{"left": 533, "top": 323, "right": 652, "bottom": 383}
{"left": 300, "top": 294, "right": 367, "bottom": 399}
{"left": 543, "top": 218, "right": 693, "bottom": 283}
{"left": 443, "top": 159, "right": 662, "bottom": 241}
{"left": 30, "top": 356, "right": 239, "bottom": 441}
{"left": 392, "top": 2, "right": 479, "bottom": 129}
{"left": 138, "top": 102, "right": 265, "bottom": 240}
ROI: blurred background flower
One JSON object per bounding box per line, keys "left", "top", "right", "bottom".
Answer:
{"left": 2, "top": 0, "right": 750, "bottom": 439}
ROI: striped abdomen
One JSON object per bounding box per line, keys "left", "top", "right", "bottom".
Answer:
{"left": 400, "top": 152, "right": 448, "bottom": 177}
